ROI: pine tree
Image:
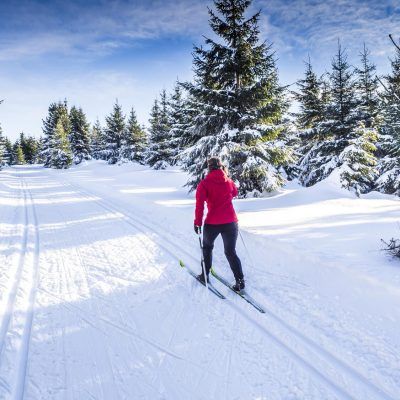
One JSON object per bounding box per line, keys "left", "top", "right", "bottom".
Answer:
{"left": 146, "top": 91, "right": 173, "bottom": 169}
{"left": 41, "top": 101, "right": 70, "bottom": 167}
{"left": 69, "top": 106, "right": 91, "bottom": 164}
{"left": 293, "top": 58, "right": 324, "bottom": 131}
{"left": 293, "top": 58, "right": 325, "bottom": 181}
{"left": 3, "top": 137, "right": 13, "bottom": 165}
{"left": 13, "top": 141, "right": 26, "bottom": 165}
{"left": 355, "top": 44, "right": 380, "bottom": 127}
{"left": 168, "top": 82, "right": 192, "bottom": 164}
{"left": 104, "top": 101, "right": 125, "bottom": 164}
{"left": 90, "top": 119, "right": 105, "bottom": 160}
{"left": 338, "top": 44, "right": 379, "bottom": 195}
{"left": 120, "top": 108, "right": 147, "bottom": 163}
{"left": 297, "top": 42, "right": 366, "bottom": 191}
{"left": 50, "top": 117, "right": 73, "bottom": 169}
{"left": 376, "top": 47, "right": 400, "bottom": 195}
{"left": 180, "top": 0, "right": 291, "bottom": 196}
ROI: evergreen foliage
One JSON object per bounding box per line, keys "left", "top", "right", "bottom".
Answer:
{"left": 3, "top": 138, "right": 13, "bottom": 166}
{"left": 13, "top": 141, "right": 26, "bottom": 165}
{"left": 90, "top": 119, "right": 105, "bottom": 160}
{"left": 146, "top": 91, "right": 173, "bottom": 169}
{"left": 104, "top": 101, "right": 125, "bottom": 164}
{"left": 41, "top": 101, "right": 70, "bottom": 167}
{"left": 69, "top": 106, "right": 91, "bottom": 164}
{"left": 19, "top": 132, "right": 39, "bottom": 164}
{"left": 120, "top": 108, "right": 147, "bottom": 163}
{"left": 168, "top": 82, "right": 192, "bottom": 164}
{"left": 296, "top": 43, "right": 378, "bottom": 195}
{"left": 180, "top": 0, "right": 291, "bottom": 196}
{"left": 376, "top": 47, "right": 400, "bottom": 195}
{"left": 50, "top": 117, "right": 73, "bottom": 169}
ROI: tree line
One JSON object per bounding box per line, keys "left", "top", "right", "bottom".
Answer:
{"left": 1, "top": 0, "right": 400, "bottom": 198}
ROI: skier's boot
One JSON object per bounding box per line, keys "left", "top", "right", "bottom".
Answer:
{"left": 197, "top": 272, "right": 209, "bottom": 284}
{"left": 232, "top": 278, "right": 245, "bottom": 292}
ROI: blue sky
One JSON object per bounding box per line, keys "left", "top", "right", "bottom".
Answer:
{"left": 0, "top": 0, "right": 399, "bottom": 140}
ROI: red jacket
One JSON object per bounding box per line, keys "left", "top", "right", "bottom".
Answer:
{"left": 194, "top": 169, "right": 238, "bottom": 226}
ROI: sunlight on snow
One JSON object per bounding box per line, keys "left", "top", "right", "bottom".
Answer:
{"left": 39, "top": 212, "right": 124, "bottom": 230}
{"left": 32, "top": 196, "right": 100, "bottom": 205}
{"left": 120, "top": 187, "right": 177, "bottom": 194}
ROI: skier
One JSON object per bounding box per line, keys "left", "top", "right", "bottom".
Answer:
{"left": 194, "top": 157, "right": 245, "bottom": 291}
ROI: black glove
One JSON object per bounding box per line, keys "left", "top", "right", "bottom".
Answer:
{"left": 194, "top": 224, "right": 202, "bottom": 234}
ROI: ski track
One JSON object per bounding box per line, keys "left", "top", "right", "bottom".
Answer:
{"left": 1, "top": 166, "right": 398, "bottom": 399}
{"left": 0, "top": 171, "right": 41, "bottom": 400}
{"left": 53, "top": 171, "right": 398, "bottom": 400}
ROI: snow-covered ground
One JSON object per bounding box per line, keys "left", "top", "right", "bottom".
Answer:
{"left": 0, "top": 162, "right": 399, "bottom": 400}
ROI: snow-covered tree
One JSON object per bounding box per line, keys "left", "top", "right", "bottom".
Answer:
{"left": 13, "top": 141, "right": 26, "bottom": 165}
{"left": 103, "top": 101, "right": 125, "bottom": 164}
{"left": 90, "top": 119, "right": 105, "bottom": 160}
{"left": 50, "top": 117, "right": 73, "bottom": 169}
{"left": 293, "top": 58, "right": 325, "bottom": 131}
{"left": 146, "top": 91, "right": 173, "bottom": 169}
{"left": 168, "top": 82, "right": 192, "bottom": 164}
{"left": 180, "top": 0, "right": 291, "bottom": 196}
{"left": 292, "top": 58, "right": 325, "bottom": 179}
{"left": 69, "top": 106, "right": 91, "bottom": 164}
{"left": 297, "top": 42, "right": 376, "bottom": 194}
{"left": 355, "top": 44, "right": 380, "bottom": 127}
{"left": 338, "top": 44, "right": 379, "bottom": 195}
{"left": 120, "top": 108, "right": 147, "bottom": 163}
{"left": 41, "top": 101, "right": 70, "bottom": 167}
{"left": 376, "top": 46, "right": 400, "bottom": 195}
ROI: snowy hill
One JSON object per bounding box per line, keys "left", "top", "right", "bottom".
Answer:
{"left": 0, "top": 162, "right": 399, "bottom": 400}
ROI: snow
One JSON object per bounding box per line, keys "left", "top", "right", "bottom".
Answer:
{"left": 0, "top": 161, "right": 399, "bottom": 400}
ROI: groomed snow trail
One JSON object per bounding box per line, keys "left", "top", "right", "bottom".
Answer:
{"left": 0, "top": 165, "right": 399, "bottom": 400}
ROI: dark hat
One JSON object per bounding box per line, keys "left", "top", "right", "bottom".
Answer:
{"left": 207, "top": 157, "right": 222, "bottom": 170}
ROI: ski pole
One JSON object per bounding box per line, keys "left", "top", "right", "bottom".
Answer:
{"left": 197, "top": 231, "right": 209, "bottom": 290}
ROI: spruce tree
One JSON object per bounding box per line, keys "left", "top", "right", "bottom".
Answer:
{"left": 50, "top": 117, "right": 73, "bottom": 169}
{"left": 168, "top": 82, "right": 192, "bottom": 164}
{"left": 3, "top": 137, "right": 13, "bottom": 165}
{"left": 297, "top": 42, "right": 369, "bottom": 193}
{"left": 41, "top": 101, "right": 70, "bottom": 167}
{"left": 180, "top": 0, "right": 290, "bottom": 196}
{"left": 104, "top": 101, "right": 125, "bottom": 164}
{"left": 90, "top": 119, "right": 105, "bottom": 160}
{"left": 376, "top": 47, "right": 400, "bottom": 195}
{"left": 338, "top": 44, "right": 379, "bottom": 195}
{"left": 293, "top": 58, "right": 325, "bottom": 181}
{"left": 13, "top": 141, "right": 26, "bottom": 165}
{"left": 355, "top": 44, "right": 380, "bottom": 127}
{"left": 146, "top": 91, "right": 173, "bottom": 169}
{"left": 293, "top": 58, "right": 324, "bottom": 131}
{"left": 120, "top": 108, "right": 147, "bottom": 163}
{"left": 69, "top": 106, "right": 91, "bottom": 164}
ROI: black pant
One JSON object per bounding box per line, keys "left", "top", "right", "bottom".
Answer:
{"left": 202, "top": 222, "right": 244, "bottom": 281}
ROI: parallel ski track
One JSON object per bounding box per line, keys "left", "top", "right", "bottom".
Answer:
{"left": 0, "top": 170, "right": 41, "bottom": 400}
{"left": 14, "top": 174, "right": 41, "bottom": 400}
{"left": 48, "top": 173, "right": 396, "bottom": 400}
{"left": 0, "top": 179, "right": 29, "bottom": 364}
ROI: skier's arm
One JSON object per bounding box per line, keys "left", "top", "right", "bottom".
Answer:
{"left": 194, "top": 181, "right": 207, "bottom": 226}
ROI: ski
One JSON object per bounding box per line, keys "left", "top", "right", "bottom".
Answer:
{"left": 179, "top": 260, "right": 226, "bottom": 299}
{"left": 210, "top": 268, "right": 265, "bottom": 313}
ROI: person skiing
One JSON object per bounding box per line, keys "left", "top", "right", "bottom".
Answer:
{"left": 194, "top": 157, "right": 245, "bottom": 291}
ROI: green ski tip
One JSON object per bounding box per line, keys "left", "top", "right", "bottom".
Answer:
{"left": 179, "top": 260, "right": 185, "bottom": 268}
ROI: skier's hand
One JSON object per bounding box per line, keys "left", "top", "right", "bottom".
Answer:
{"left": 194, "top": 224, "right": 202, "bottom": 235}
